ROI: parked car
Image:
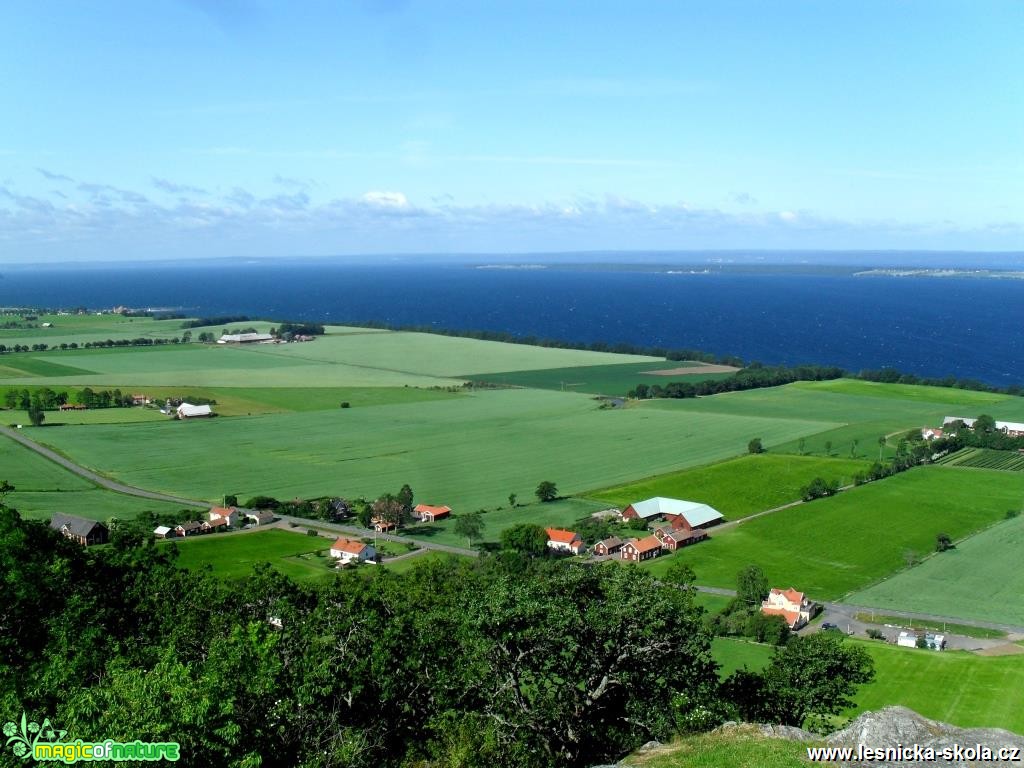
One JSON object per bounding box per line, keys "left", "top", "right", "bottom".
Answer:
{"left": 821, "top": 622, "right": 839, "bottom": 631}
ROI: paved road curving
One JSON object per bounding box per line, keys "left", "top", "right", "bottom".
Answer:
{"left": 0, "top": 425, "right": 479, "bottom": 558}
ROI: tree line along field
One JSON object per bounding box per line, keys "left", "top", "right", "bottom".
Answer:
{"left": 641, "top": 465, "right": 1024, "bottom": 602}
{"left": 711, "top": 637, "right": 1024, "bottom": 735}
{"left": 24, "top": 388, "right": 836, "bottom": 512}
{"left": 587, "top": 454, "right": 871, "bottom": 521}
{"left": 465, "top": 360, "right": 732, "bottom": 397}
{"left": 850, "top": 513, "right": 1024, "bottom": 626}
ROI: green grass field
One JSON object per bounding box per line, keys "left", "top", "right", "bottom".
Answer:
{"left": 621, "top": 728, "right": 815, "bottom": 767}
{"left": 641, "top": 380, "right": 1024, "bottom": 461}
{"left": 27, "top": 388, "right": 835, "bottom": 511}
{"left": 237, "top": 330, "right": 661, "bottom": 377}
{"left": 164, "top": 529, "right": 339, "bottom": 583}
{"left": 468, "top": 360, "right": 730, "bottom": 397}
{"left": 4, "top": 407, "right": 167, "bottom": 425}
{"left": 587, "top": 454, "right": 871, "bottom": 520}
{"left": 0, "top": 435, "right": 192, "bottom": 520}
{"left": 0, "top": 328, "right": 662, "bottom": 390}
{"left": 641, "top": 466, "right": 1024, "bottom": 600}
{"left": 850, "top": 513, "right": 1024, "bottom": 626}
{"left": 711, "top": 636, "right": 1024, "bottom": 734}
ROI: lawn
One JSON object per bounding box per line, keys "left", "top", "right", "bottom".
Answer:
{"left": 27, "top": 388, "right": 836, "bottom": 511}
{"left": 641, "top": 466, "right": 1024, "bottom": 600}
{"left": 849, "top": 513, "right": 1024, "bottom": 626}
{"left": 848, "top": 640, "right": 1024, "bottom": 733}
{"left": 164, "top": 529, "right": 338, "bottom": 583}
{"left": 710, "top": 636, "right": 1024, "bottom": 733}
{"left": 586, "top": 454, "right": 871, "bottom": 520}
{"left": 467, "top": 360, "right": 730, "bottom": 397}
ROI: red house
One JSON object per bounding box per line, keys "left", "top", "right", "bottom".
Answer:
{"left": 620, "top": 535, "right": 662, "bottom": 562}
{"left": 414, "top": 504, "right": 452, "bottom": 522}
{"left": 593, "top": 536, "right": 624, "bottom": 556}
{"left": 654, "top": 526, "right": 708, "bottom": 551}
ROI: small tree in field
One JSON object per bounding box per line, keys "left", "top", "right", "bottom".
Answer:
{"left": 535, "top": 481, "right": 558, "bottom": 503}
{"left": 454, "top": 511, "right": 484, "bottom": 546}
{"left": 748, "top": 437, "right": 764, "bottom": 454}
{"left": 935, "top": 532, "right": 954, "bottom": 552}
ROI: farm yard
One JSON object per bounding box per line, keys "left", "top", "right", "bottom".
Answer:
{"left": 641, "top": 466, "right": 1024, "bottom": 600}
{"left": 850, "top": 512, "right": 1024, "bottom": 626}
{"left": 587, "top": 453, "right": 871, "bottom": 520}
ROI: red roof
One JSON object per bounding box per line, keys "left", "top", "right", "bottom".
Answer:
{"left": 414, "top": 504, "right": 451, "bottom": 515}
{"left": 210, "top": 506, "right": 236, "bottom": 519}
{"left": 206, "top": 518, "right": 228, "bottom": 528}
{"left": 631, "top": 535, "right": 662, "bottom": 553}
{"left": 546, "top": 528, "right": 581, "bottom": 544}
{"left": 331, "top": 537, "right": 367, "bottom": 555}
{"left": 770, "top": 587, "right": 805, "bottom": 604}
{"left": 761, "top": 606, "right": 802, "bottom": 628}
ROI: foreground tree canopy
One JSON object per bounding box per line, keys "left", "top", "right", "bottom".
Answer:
{"left": 0, "top": 499, "right": 874, "bottom": 767}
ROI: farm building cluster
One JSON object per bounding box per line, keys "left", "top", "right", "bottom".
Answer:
{"left": 759, "top": 587, "right": 815, "bottom": 630}
{"left": 552, "top": 496, "right": 724, "bottom": 562}
{"left": 152, "top": 506, "right": 275, "bottom": 539}
{"left": 922, "top": 416, "right": 1024, "bottom": 440}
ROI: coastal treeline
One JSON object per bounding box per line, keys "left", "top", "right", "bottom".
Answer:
{"left": 0, "top": 499, "right": 872, "bottom": 768}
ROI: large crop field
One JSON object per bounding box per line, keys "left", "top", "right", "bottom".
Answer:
{"left": 468, "top": 360, "right": 731, "bottom": 396}
{"left": 641, "top": 380, "right": 1024, "bottom": 461}
{"left": 587, "top": 454, "right": 871, "bottom": 520}
{"left": 0, "top": 435, "right": 190, "bottom": 520}
{"left": 850, "top": 513, "right": 1024, "bottom": 626}
{"left": 938, "top": 447, "right": 1024, "bottom": 471}
{"left": 26, "top": 388, "right": 835, "bottom": 510}
{"left": 711, "top": 637, "right": 1024, "bottom": 734}
{"left": 642, "top": 466, "right": 1024, "bottom": 600}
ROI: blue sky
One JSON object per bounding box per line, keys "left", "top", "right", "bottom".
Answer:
{"left": 1, "top": 0, "right": 1022, "bottom": 261}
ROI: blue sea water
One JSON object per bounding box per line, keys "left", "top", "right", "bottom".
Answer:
{"left": 0, "top": 261, "right": 1021, "bottom": 385}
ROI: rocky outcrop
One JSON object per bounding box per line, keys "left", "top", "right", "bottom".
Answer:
{"left": 825, "top": 706, "right": 1024, "bottom": 766}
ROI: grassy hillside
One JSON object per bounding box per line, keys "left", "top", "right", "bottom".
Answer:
{"left": 25, "top": 388, "right": 834, "bottom": 509}
{"left": 587, "top": 454, "right": 871, "bottom": 520}
{"left": 851, "top": 513, "right": 1024, "bottom": 626}
{"left": 162, "top": 529, "right": 339, "bottom": 583}
{"left": 621, "top": 729, "right": 815, "bottom": 767}
{"left": 642, "top": 466, "right": 1024, "bottom": 600}
{"left": 712, "top": 636, "right": 1024, "bottom": 734}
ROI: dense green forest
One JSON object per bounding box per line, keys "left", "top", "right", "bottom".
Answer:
{"left": 0, "top": 499, "right": 872, "bottom": 768}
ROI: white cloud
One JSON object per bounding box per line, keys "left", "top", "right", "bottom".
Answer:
{"left": 779, "top": 211, "right": 798, "bottom": 222}
{"left": 361, "top": 191, "right": 409, "bottom": 209}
